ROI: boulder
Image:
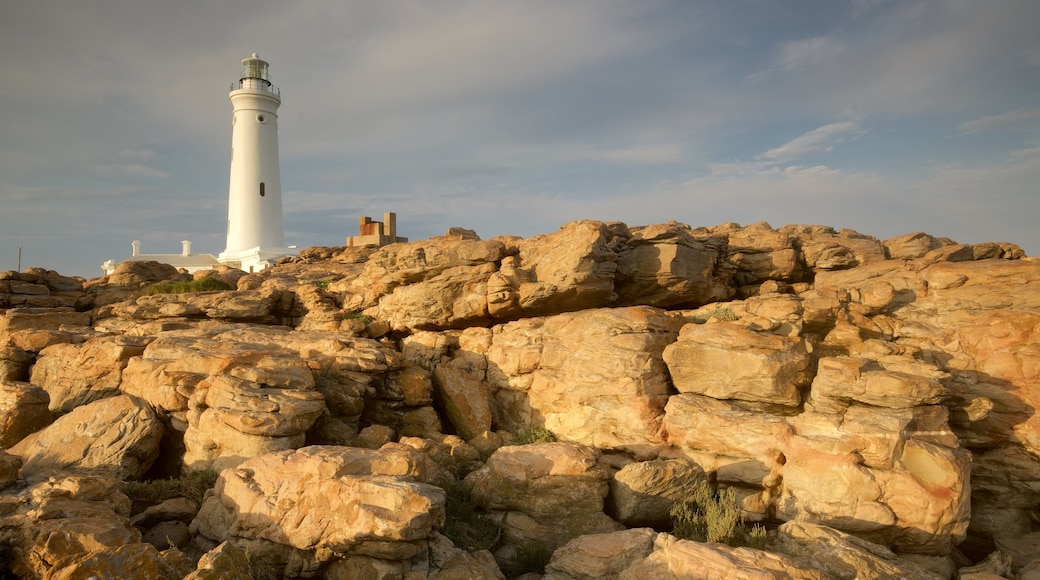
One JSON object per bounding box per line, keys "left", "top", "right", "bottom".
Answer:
{"left": 543, "top": 527, "right": 657, "bottom": 579}
{"left": 663, "top": 321, "right": 812, "bottom": 406}
{"left": 30, "top": 335, "right": 147, "bottom": 412}
{"left": 107, "top": 260, "right": 187, "bottom": 287}
{"left": 618, "top": 532, "right": 828, "bottom": 579}
{"left": 0, "top": 380, "right": 51, "bottom": 448}
{"left": 466, "top": 442, "right": 623, "bottom": 553}
{"left": 614, "top": 222, "right": 732, "bottom": 308}
{"left": 486, "top": 307, "right": 682, "bottom": 455}
{"left": 607, "top": 458, "right": 707, "bottom": 527}
{"left": 191, "top": 445, "right": 445, "bottom": 574}
{"left": 44, "top": 543, "right": 195, "bottom": 580}
{"left": 8, "top": 394, "right": 162, "bottom": 480}
{"left": 771, "top": 521, "right": 945, "bottom": 579}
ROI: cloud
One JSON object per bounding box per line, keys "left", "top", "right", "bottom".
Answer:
{"left": 777, "top": 36, "right": 846, "bottom": 70}
{"left": 94, "top": 164, "right": 171, "bottom": 180}
{"left": 956, "top": 107, "right": 1040, "bottom": 134}
{"left": 762, "top": 121, "right": 863, "bottom": 162}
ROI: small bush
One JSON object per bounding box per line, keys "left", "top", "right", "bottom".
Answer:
{"left": 502, "top": 541, "right": 552, "bottom": 578}
{"left": 670, "top": 481, "right": 766, "bottom": 548}
{"left": 140, "top": 277, "right": 233, "bottom": 296}
{"left": 690, "top": 306, "right": 739, "bottom": 324}
{"left": 440, "top": 480, "right": 500, "bottom": 552}
{"left": 513, "top": 427, "right": 556, "bottom": 445}
{"left": 345, "top": 310, "right": 374, "bottom": 325}
{"left": 123, "top": 469, "right": 219, "bottom": 505}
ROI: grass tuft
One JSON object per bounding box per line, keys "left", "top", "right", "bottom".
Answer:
{"left": 502, "top": 541, "right": 552, "bottom": 579}
{"left": 139, "top": 277, "right": 233, "bottom": 296}
{"left": 670, "top": 481, "right": 767, "bottom": 548}
{"left": 439, "top": 480, "right": 501, "bottom": 552}
{"left": 513, "top": 427, "right": 557, "bottom": 445}
{"left": 123, "top": 469, "right": 219, "bottom": 505}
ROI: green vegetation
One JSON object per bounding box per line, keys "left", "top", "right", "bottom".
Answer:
{"left": 690, "top": 306, "right": 739, "bottom": 324}
{"left": 502, "top": 541, "right": 552, "bottom": 579}
{"left": 314, "top": 279, "right": 332, "bottom": 291}
{"left": 513, "top": 427, "right": 557, "bottom": 445}
{"left": 139, "top": 277, "right": 233, "bottom": 296}
{"left": 345, "top": 310, "right": 374, "bottom": 325}
{"left": 122, "top": 469, "right": 219, "bottom": 505}
{"left": 439, "top": 480, "right": 501, "bottom": 552}
{"left": 670, "top": 481, "right": 767, "bottom": 549}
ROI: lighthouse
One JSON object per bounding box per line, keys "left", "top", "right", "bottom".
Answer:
{"left": 218, "top": 53, "right": 294, "bottom": 272}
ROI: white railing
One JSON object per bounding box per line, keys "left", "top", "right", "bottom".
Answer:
{"left": 230, "top": 79, "right": 280, "bottom": 96}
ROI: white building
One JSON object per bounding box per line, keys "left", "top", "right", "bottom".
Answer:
{"left": 103, "top": 240, "right": 220, "bottom": 276}
{"left": 218, "top": 53, "right": 296, "bottom": 273}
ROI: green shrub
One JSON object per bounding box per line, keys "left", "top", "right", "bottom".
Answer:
{"left": 123, "top": 469, "right": 219, "bottom": 505}
{"left": 345, "top": 310, "right": 374, "bottom": 325}
{"left": 690, "top": 306, "right": 739, "bottom": 324}
{"left": 513, "top": 427, "right": 556, "bottom": 445}
{"left": 502, "top": 541, "right": 552, "bottom": 578}
{"left": 439, "top": 480, "right": 500, "bottom": 552}
{"left": 670, "top": 481, "right": 767, "bottom": 548}
{"left": 140, "top": 277, "right": 233, "bottom": 296}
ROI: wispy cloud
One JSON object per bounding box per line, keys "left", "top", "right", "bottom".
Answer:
{"left": 778, "top": 36, "right": 846, "bottom": 70}
{"left": 762, "top": 121, "right": 863, "bottom": 162}
{"left": 94, "top": 164, "right": 170, "bottom": 180}
{"left": 957, "top": 107, "right": 1040, "bottom": 134}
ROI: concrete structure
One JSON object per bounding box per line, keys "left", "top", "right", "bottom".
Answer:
{"left": 346, "top": 212, "right": 409, "bottom": 247}
{"left": 218, "top": 53, "right": 296, "bottom": 272}
{"left": 102, "top": 240, "right": 220, "bottom": 276}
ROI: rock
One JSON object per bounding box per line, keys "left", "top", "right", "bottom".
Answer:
{"left": 466, "top": 442, "right": 623, "bottom": 553}
{"left": 781, "top": 225, "right": 887, "bottom": 271}
{"left": 183, "top": 541, "right": 255, "bottom": 580}
{"left": 614, "top": 222, "right": 732, "bottom": 308}
{"left": 142, "top": 520, "right": 192, "bottom": 550}
{"left": 433, "top": 329, "right": 493, "bottom": 441}
{"left": 0, "top": 450, "right": 21, "bottom": 489}
{"left": 486, "top": 306, "right": 682, "bottom": 455}
{"left": 512, "top": 220, "right": 620, "bottom": 316}
{"left": 8, "top": 395, "right": 162, "bottom": 481}
{"left": 607, "top": 459, "right": 707, "bottom": 527}
{"left": 191, "top": 445, "right": 445, "bottom": 571}
{"left": 884, "top": 232, "right": 947, "bottom": 260}
{"left": 543, "top": 527, "right": 657, "bottom": 579}
{"left": 618, "top": 532, "right": 828, "bottom": 579}
{"left": 107, "top": 260, "right": 188, "bottom": 287}
{"left": 0, "top": 380, "right": 51, "bottom": 448}
{"left": 30, "top": 335, "right": 146, "bottom": 412}
{"left": 2, "top": 475, "right": 139, "bottom": 578}
{"left": 663, "top": 322, "right": 812, "bottom": 406}
{"left": 0, "top": 307, "right": 92, "bottom": 333}
{"left": 809, "top": 356, "right": 946, "bottom": 413}
{"left": 0, "top": 343, "right": 34, "bottom": 381}
{"left": 705, "top": 221, "right": 809, "bottom": 288}
{"left": 130, "top": 496, "right": 200, "bottom": 527}
{"left": 771, "top": 521, "right": 945, "bottom": 579}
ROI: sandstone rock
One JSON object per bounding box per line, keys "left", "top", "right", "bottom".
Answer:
{"left": 614, "top": 222, "right": 732, "bottom": 308}
{"left": 466, "top": 442, "right": 623, "bottom": 553}
{"left": 191, "top": 446, "right": 445, "bottom": 572}
{"left": 809, "top": 356, "right": 946, "bottom": 413}
{"left": 771, "top": 520, "right": 945, "bottom": 579}
{"left": 30, "top": 335, "right": 147, "bottom": 412}
{"left": 0, "top": 343, "right": 34, "bottom": 382}
{"left": 2, "top": 475, "right": 139, "bottom": 578}
{"left": 8, "top": 395, "right": 162, "bottom": 481}
{"left": 183, "top": 541, "right": 255, "bottom": 580}
{"left": 0, "top": 380, "right": 51, "bottom": 448}
{"left": 705, "top": 221, "right": 809, "bottom": 287}
{"left": 513, "top": 220, "right": 620, "bottom": 316}
{"left": 111, "top": 288, "right": 296, "bottom": 325}
{"left": 486, "top": 307, "right": 682, "bottom": 455}
{"left": 884, "top": 232, "right": 947, "bottom": 260}
{"left": 781, "top": 225, "right": 887, "bottom": 271}
{"left": 0, "top": 450, "right": 21, "bottom": 489}
{"left": 0, "top": 307, "right": 92, "bottom": 333}
{"left": 663, "top": 322, "right": 812, "bottom": 406}
{"left": 543, "top": 527, "right": 657, "bottom": 580}
{"left": 107, "top": 260, "right": 187, "bottom": 287}
{"left": 608, "top": 459, "right": 707, "bottom": 526}
{"left": 618, "top": 532, "right": 828, "bottom": 579}
{"left": 433, "top": 329, "right": 493, "bottom": 441}
{"left": 45, "top": 543, "right": 195, "bottom": 579}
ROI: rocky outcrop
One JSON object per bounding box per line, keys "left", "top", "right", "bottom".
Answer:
{"left": 0, "top": 219, "right": 1035, "bottom": 578}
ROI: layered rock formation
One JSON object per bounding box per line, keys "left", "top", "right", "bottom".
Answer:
{"left": 0, "top": 220, "right": 1037, "bottom": 579}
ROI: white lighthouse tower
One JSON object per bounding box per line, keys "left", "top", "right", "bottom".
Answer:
{"left": 218, "top": 53, "right": 294, "bottom": 272}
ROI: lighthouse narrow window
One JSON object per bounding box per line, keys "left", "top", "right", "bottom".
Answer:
{"left": 260, "top": 182, "right": 265, "bottom": 197}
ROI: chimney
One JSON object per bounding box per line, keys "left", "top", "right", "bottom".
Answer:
{"left": 182, "top": 240, "right": 192, "bottom": 256}
{"left": 131, "top": 240, "right": 141, "bottom": 256}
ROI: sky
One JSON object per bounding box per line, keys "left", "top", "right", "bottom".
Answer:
{"left": 2, "top": 0, "right": 1039, "bottom": 279}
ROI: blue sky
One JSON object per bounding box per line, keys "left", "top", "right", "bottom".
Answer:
{"left": 2, "top": 0, "right": 1038, "bottom": 278}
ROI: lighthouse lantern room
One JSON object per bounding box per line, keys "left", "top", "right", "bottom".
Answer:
{"left": 218, "top": 53, "right": 295, "bottom": 272}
